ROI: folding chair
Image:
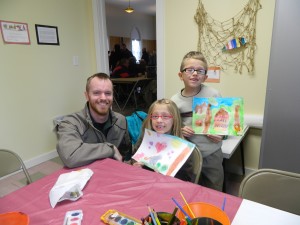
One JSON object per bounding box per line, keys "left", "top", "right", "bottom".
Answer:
{"left": 0, "top": 149, "right": 32, "bottom": 184}
{"left": 191, "top": 147, "right": 203, "bottom": 184}
{"left": 238, "top": 168, "right": 300, "bottom": 215}
{"left": 126, "top": 111, "right": 147, "bottom": 145}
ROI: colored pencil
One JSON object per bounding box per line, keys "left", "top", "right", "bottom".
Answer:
{"left": 152, "top": 209, "right": 161, "bottom": 225}
{"left": 222, "top": 197, "right": 226, "bottom": 211}
{"left": 179, "top": 192, "right": 195, "bottom": 218}
{"left": 171, "top": 197, "right": 192, "bottom": 221}
{"left": 147, "top": 205, "right": 158, "bottom": 225}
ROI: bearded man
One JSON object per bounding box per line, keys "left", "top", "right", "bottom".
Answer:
{"left": 56, "top": 73, "right": 131, "bottom": 168}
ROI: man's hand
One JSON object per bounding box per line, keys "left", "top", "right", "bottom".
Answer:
{"left": 113, "top": 146, "right": 123, "bottom": 161}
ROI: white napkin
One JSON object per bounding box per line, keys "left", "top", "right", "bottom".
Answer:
{"left": 49, "top": 168, "right": 93, "bottom": 208}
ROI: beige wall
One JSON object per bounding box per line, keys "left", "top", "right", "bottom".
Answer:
{"left": 164, "top": 0, "right": 276, "bottom": 170}
{"left": 0, "top": 0, "right": 96, "bottom": 163}
{"left": 0, "top": 0, "right": 276, "bottom": 171}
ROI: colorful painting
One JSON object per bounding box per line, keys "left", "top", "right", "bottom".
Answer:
{"left": 132, "top": 129, "right": 195, "bottom": 177}
{"left": 192, "top": 97, "right": 244, "bottom": 136}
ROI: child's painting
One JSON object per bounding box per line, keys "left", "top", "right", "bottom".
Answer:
{"left": 132, "top": 129, "right": 195, "bottom": 177}
{"left": 192, "top": 97, "right": 244, "bottom": 136}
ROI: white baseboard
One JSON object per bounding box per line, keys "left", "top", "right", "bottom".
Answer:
{"left": 24, "top": 149, "right": 59, "bottom": 169}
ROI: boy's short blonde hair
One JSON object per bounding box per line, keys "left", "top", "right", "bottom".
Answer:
{"left": 180, "top": 51, "right": 208, "bottom": 71}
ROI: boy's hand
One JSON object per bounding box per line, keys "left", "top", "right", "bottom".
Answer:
{"left": 182, "top": 126, "right": 223, "bottom": 143}
{"left": 206, "top": 134, "right": 223, "bottom": 143}
{"left": 182, "top": 126, "right": 195, "bottom": 138}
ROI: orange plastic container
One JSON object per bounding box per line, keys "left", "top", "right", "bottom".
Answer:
{"left": 176, "top": 202, "right": 230, "bottom": 225}
{"left": 0, "top": 212, "right": 29, "bottom": 225}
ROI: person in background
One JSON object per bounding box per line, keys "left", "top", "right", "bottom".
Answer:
{"left": 141, "top": 47, "right": 149, "bottom": 65}
{"left": 109, "top": 44, "right": 122, "bottom": 72}
{"left": 148, "top": 50, "right": 157, "bottom": 66}
{"left": 56, "top": 73, "right": 132, "bottom": 168}
{"left": 132, "top": 99, "right": 195, "bottom": 182}
{"left": 138, "top": 59, "right": 147, "bottom": 75}
{"left": 171, "top": 51, "right": 224, "bottom": 191}
{"left": 111, "top": 58, "right": 130, "bottom": 78}
{"left": 128, "top": 56, "right": 138, "bottom": 77}
{"left": 121, "top": 43, "right": 133, "bottom": 59}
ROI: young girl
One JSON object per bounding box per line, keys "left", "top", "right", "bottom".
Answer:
{"left": 133, "top": 98, "right": 195, "bottom": 182}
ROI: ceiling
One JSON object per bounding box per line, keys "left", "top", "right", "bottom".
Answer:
{"left": 105, "top": 0, "right": 156, "bottom": 16}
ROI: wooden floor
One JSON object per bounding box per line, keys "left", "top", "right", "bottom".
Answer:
{"left": 0, "top": 157, "right": 64, "bottom": 197}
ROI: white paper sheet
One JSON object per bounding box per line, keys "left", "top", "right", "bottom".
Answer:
{"left": 49, "top": 168, "right": 93, "bottom": 208}
{"left": 231, "top": 199, "right": 300, "bottom": 225}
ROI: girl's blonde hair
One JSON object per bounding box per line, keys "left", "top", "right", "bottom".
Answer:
{"left": 141, "top": 99, "right": 183, "bottom": 138}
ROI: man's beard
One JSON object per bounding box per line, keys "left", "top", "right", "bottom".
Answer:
{"left": 90, "top": 100, "right": 111, "bottom": 116}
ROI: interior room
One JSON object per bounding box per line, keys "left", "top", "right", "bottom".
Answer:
{"left": 1, "top": 0, "right": 300, "bottom": 223}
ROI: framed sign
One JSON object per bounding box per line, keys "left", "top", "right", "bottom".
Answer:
{"left": 35, "top": 24, "right": 59, "bottom": 45}
{"left": 206, "top": 66, "right": 221, "bottom": 83}
{"left": 0, "top": 20, "right": 31, "bottom": 44}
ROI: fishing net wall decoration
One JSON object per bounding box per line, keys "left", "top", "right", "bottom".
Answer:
{"left": 194, "top": 0, "right": 262, "bottom": 73}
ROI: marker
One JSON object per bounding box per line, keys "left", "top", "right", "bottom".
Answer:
{"left": 167, "top": 207, "right": 178, "bottom": 225}
{"left": 185, "top": 217, "right": 192, "bottom": 225}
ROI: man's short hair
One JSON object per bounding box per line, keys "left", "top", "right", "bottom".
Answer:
{"left": 86, "top": 73, "right": 111, "bottom": 92}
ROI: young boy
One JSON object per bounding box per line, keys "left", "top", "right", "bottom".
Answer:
{"left": 171, "top": 51, "right": 224, "bottom": 191}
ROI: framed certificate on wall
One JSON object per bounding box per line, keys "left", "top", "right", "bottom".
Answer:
{"left": 0, "top": 20, "right": 31, "bottom": 44}
{"left": 35, "top": 24, "right": 59, "bottom": 45}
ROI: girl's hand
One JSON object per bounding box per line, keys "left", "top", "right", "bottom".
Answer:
{"left": 132, "top": 161, "right": 144, "bottom": 168}
{"left": 182, "top": 126, "right": 195, "bottom": 138}
{"left": 206, "top": 134, "right": 223, "bottom": 143}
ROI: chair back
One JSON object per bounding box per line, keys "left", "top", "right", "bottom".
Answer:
{"left": 0, "top": 149, "right": 32, "bottom": 184}
{"left": 126, "top": 111, "right": 147, "bottom": 144}
{"left": 238, "top": 168, "right": 300, "bottom": 215}
{"left": 191, "top": 147, "right": 203, "bottom": 184}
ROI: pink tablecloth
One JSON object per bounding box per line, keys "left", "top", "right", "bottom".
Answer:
{"left": 0, "top": 158, "right": 242, "bottom": 225}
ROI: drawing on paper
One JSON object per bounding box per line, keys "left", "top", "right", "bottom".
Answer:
{"left": 132, "top": 129, "right": 195, "bottom": 177}
{"left": 192, "top": 97, "right": 244, "bottom": 136}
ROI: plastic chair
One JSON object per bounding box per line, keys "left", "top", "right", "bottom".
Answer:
{"left": 0, "top": 149, "right": 32, "bottom": 184}
{"left": 238, "top": 168, "right": 300, "bottom": 215}
{"left": 191, "top": 147, "right": 203, "bottom": 184}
